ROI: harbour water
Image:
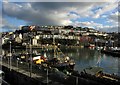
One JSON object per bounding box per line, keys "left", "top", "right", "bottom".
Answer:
{"left": 2, "top": 47, "right": 120, "bottom": 76}
{"left": 61, "top": 47, "right": 119, "bottom": 76}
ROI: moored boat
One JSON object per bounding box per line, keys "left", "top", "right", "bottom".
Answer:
{"left": 40, "top": 33, "right": 76, "bottom": 71}
{"left": 101, "top": 47, "right": 120, "bottom": 57}
{"left": 81, "top": 66, "right": 120, "bottom": 81}
{"left": 46, "top": 56, "right": 75, "bottom": 71}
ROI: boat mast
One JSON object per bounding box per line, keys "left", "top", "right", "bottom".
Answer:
{"left": 53, "top": 30, "right": 56, "bottom": 58}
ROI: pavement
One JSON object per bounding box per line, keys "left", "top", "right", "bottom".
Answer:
{"left": 0, "top": 57, "right": 64, "bottom": 85}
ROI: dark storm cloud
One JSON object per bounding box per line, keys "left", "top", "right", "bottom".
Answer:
{"left": 2, "top": 2, "right": 97, "bottom": 26}
{"left": 2, "top": 1, "right": 118, "bottom": 32}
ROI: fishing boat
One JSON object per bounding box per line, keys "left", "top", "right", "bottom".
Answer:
{"left": 39, "top": 33, "right": 75, "bottom": 71}
{"left": 46, "top": 56, "right": 75, "bottom": 71}
{"left": 40, "top": 45, "right": 75, "bottom": 71}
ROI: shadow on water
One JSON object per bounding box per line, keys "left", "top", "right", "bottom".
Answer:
{"left": 2, "top": 47, "right": 120, "bottom": 76}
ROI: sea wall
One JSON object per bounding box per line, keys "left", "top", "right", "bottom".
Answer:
{"left": 2, "top": 65, "right": 43, "bottom": 85}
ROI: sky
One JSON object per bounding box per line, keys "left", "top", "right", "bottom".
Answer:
{"left": 0, "top": 0, "right": 120, "bottom": 32}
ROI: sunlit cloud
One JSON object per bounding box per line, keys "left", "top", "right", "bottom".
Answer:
{"left": 1, "top": 1, "right": 119, "bottom": 32}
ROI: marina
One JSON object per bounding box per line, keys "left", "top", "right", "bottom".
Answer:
{"left": 2, "top": 47, "right": 119, "bottom": 76}
{"left": 1, "top": 1, "right": 120, "bottom": 85}
{"left": 1, "top": 46, "right": 120, "bottom": 85}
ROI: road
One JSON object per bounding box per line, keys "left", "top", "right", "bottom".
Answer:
{"left": 0, "top": 56, "right": 65, "bottom": 85}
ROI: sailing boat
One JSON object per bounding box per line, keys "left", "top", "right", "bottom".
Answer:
{"left": 44, "top": 33, "right": 75, "bottom": 71}
{"left": 45, "top": 46, "right": 75, "bottom": 71}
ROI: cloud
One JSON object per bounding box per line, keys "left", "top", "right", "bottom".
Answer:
{"left": 101, "top": 15, "right": 108, "bottom": 18}
{"left": 3, "top": 2, "right": 94, "bottom": 26}
{"left": 2, "top": 2, "right": 118, "bottom": 32}
{"left": 1, "top": 18, "right": 18, "bottom": 32}
{"left": 0, "top": 8, "right": 2, "bottom": 27}
{"left": 4, "top": 0, "right": 117, "bottom": 2}
{"left": 3, "top": 2, "right": 105, "bottom": 25}
{"left": 0, "top": 14, "right": 17, "bottom": 32}
{"left": 107, "top": 11, "right": 119, "bottom": 25}
{"left": 93, "top": 2, "right": 118, "bottom": 18}
{"left": 73, "top": 20, "right": 118, "bottom": 32}
{"left": 109, "top": 11, "right": 119, "bottom": 21}
{"left": 97, "top": 25, "right": 118, "bottom": 33}
{"left": 99, "top": 25, "right": 118, "bottom": 32}
{"left": 67, "top": 13, "right": 79, "bottom": 20}
{"left": 73, "top": 21, "right": 103, "bottom": 28}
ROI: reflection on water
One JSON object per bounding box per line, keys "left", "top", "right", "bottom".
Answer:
{"left": 61, "top": 48, "right": 119, "bottom": 75}
{"left": 2, "top": 47, "right": 119, "bottom": 75}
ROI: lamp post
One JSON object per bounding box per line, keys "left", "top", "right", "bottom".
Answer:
{"left": 17, "top": 58, "right": 20, "bottom": 72}
{"left": 47, "top": 67, "right": 49, "bottom": 85}
{"left": 76, "top": 77, "right": 78, "bottom": 85}
{"left": 112, "top": 41, "right": 114, "bottom": 47}
{"left": 25, "top": 43, "right": 28, "bottom": 62}
{"left": 105, "top": 41, "right": 108, "bottom": 47}
{"left": 52, "top": 31, "right": 56, "bottom": 58}
{"left": 29, "top": 38, "right": 32, "bottom": 77}
{"left": 9, "top": 41, "right": 12, "bottom": 71}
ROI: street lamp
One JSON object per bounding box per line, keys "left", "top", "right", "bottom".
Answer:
{"left": 111, "top": 41, "right": 114, "bottom": 47}
{"left": 9, "top": 41, "right": 12, "bottom": 71}
{"left": 47, "top": 67, "right": 49, "bottom": 84}
{"left": 29, "top": 38, "right": 32, "bottom": 77}
{"left": 17, "top": 58, "right": 20, "bottom": 72}
{"left": 52, "top": 31, "right": 56, "bottom": 58}
{"left": 76, "top": 77, "right": 78, "bottom": 85}
{"left": 105, "top": 41, "right": 108, "bottom": 47}
{"left": 24, "top": 43, "right": 28, "bottom": 62}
